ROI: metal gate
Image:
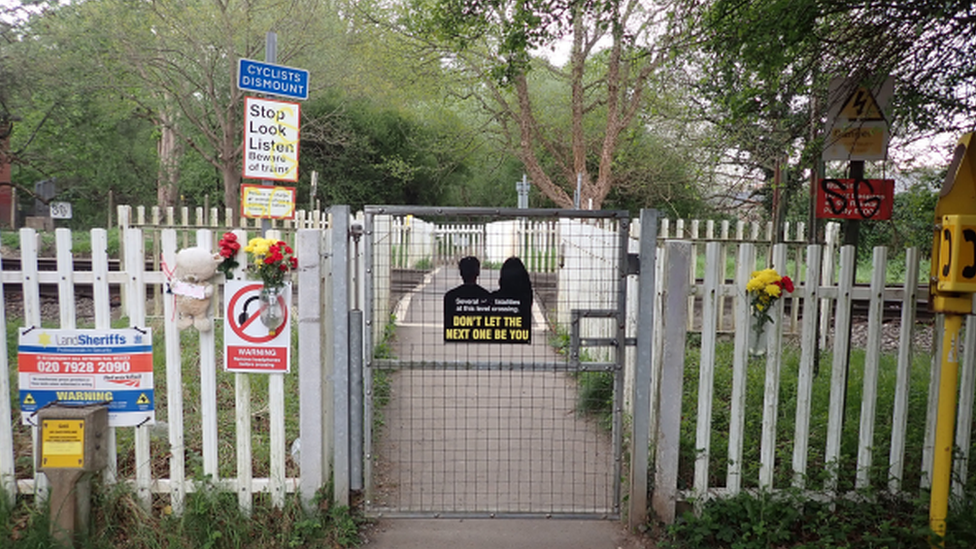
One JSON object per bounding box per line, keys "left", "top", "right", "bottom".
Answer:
{"left": 362, "top": 207, "right": 631, "bottom": 518}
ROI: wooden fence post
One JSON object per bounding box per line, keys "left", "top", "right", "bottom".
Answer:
{"left": 652, "top": 240, "right": 691, "bottom": 524}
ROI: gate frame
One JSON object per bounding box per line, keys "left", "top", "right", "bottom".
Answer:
{"left": 358, "top": 205, "right": 648, "bottom": 520}
{"left": 629, "top": 208, "right": 658, "bottom": 530}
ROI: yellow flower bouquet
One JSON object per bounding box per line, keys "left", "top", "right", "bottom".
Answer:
{"left": 242, "top": 237, "right": 297, "bottom": 334}
{"left": 243, "top": 237, "right": 298, "bottom": 290}
{"left": 745, "top": 268, "right": 794, "bottom": 336}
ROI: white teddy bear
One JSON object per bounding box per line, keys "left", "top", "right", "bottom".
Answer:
{"left": 172, "top": 247, "right": 221, "bottom": 332}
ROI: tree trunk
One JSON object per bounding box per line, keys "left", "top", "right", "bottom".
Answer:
{"left": 221, "top": 92, "right": 241, "bottom": 225}
{"left": 513, "top": 74, "right": 574, "bottom": 209}
{"left": 156, "top": 112, "right": 180, "bottom": 208}
{"left": 570, "top": 6, "right": 589, "bottom": 204}
{"left": 222, "top": 161, "right": 240, "bottom": 226}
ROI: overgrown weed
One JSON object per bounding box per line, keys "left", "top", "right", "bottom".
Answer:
{"left": 2, "top": 481, "right": 363, "bottom": 549}
{"left": 662, "top": 486, "right": 976, "bottom": 548}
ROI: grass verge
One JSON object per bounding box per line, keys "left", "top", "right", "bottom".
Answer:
{"left": 663, "top": 485, "right": 976, "bottom": 548}
{"left": 1, "top": 480, "right": 363, "bottom": 548}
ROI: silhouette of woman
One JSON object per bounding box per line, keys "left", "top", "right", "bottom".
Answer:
{"left": 493, "top": 257, "right": 533, "bottom": 334}
{"left": 494, "top": 257, "right": 532, "bottom": 303}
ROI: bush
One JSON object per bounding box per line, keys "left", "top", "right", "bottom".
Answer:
{"left": 662, "top": 489, "right": 953, "bottom": 548}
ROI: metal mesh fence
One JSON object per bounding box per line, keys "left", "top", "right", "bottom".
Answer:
{"left": 364, "top": 208, "right": 628, "bottom": 518}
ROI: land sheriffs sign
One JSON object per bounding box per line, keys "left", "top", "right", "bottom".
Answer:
{"left": 243, "top": 97, "right": 300, "bottom": 182}
{"left": 17, "top": 328, "right": 154, "bottom": 427}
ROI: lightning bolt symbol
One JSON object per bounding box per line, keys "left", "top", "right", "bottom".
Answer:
{"left": 853, "top": 90, "right": 868, "bottom": 116}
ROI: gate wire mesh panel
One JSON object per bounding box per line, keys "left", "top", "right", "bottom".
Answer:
{"left": 364, "top": 208, "right": 629, "bottom": 518}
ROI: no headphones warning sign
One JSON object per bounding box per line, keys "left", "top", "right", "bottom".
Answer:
{"left": 224, "top": 280, "right": 292, "bottom": 373}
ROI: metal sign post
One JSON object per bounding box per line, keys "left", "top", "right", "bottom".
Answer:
{"left": 261, "top": 32, "right": 276, "bottom": 236}
{"left": 237, "top": 32, "right": 310, "bottom": 236}
{"left": 516, "top": 174, "right": 530, "bottom": 209}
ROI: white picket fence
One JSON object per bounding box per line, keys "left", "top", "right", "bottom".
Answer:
{"left": 555, "top": 217, "right": 975, "bottom": 520}
{"left": 115, "top": 205, "right": 330, "bottom": 320}
{"left": 388, "top": 217, "right": 560, "bottom": 271}
{"left": 3, "top": 209, "right": 976, "bottom": 524}
{"left": 651, "top": 239, "right": 976, "bottom": 521}
{"left": 0, "top": 218, "right": 340, "bottom": 513}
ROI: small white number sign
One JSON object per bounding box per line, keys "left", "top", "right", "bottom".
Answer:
{"left": 50, "top": 202, "right": 72, "bottom": 219}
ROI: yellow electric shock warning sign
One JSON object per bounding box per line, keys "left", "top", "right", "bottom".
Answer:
{"left": 839, "top": 86, "right": 886, "bottom": 121}
{"left": 41, "top": 420, "right": 85, "bottom": 468}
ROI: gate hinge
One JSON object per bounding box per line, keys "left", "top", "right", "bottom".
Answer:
{"left": 626, "top": 253, "right": 640, "bottom": 276}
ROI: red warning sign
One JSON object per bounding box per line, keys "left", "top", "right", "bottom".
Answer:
{"left": 223, "top": 280, "right": 292, "bottom": 373}
{"left": 816, "top": 178, "right": 894, "bottom": 220}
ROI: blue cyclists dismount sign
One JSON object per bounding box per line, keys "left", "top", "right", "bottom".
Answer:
{"left": 238, "top": 58, "right": 309, "bottom": 101}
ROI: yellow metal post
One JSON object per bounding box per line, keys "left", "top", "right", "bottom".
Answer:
{"left": 929, "top": 313, "right": 964, "bottom": 541}
{"left": 928, "top": 132, "right": 976, "bottom": 546}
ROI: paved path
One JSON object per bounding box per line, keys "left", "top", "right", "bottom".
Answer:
{"left": 365, "top": 267, "right": 651, "bottom": 547}
{"left": 365, "top": 518, "right": 650, "bottom": 548}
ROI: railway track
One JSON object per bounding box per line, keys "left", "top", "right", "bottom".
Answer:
{"left": 1, "top": 258, "right": 936, "bottom": 322}
{"left": 1, "top": 257, "right": 157, "bottom": 300}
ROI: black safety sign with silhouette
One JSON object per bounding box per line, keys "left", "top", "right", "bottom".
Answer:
{"left": 443, "top": 256, "right": 532, "bottom": 344}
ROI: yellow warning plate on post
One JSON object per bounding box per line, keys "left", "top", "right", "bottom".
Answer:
{"left": 41, "top": 420, "right": 85, "bottom": 469}
{"left": 938, "top": 215, "right": 976, "bottom": 294}
{"left": 839, "top": 86, "right": 886, "bottom": 121}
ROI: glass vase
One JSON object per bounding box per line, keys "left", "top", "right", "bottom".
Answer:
{"left": 259, "top": 285, "right": 285, "bottom": 333}
{"left": 749, "top": 320, "right": 768, "bottom": 357}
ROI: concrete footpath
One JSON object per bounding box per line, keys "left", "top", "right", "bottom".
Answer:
{"left": 364, "top": 266, "right": 654, "bottom": 548}
{"left": 364, "top": 518, "right": 652, "bottom": 549}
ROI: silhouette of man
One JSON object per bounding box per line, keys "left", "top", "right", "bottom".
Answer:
{"left": 444, "top": 256, "right": 490, "bottom": 336}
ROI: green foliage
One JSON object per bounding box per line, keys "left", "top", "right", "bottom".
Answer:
{"left": 372, "top": 314, "right": 398, "bottom": 361}
{"left": 603, "top": 125, "right": 710, "bottom": 217}
{"left": 400, "top": 0, "right": 571, "bottom": 87}
{"left": 663, "top": 490, "right": 941, "bottom": 548}
{"left": 2, "top": 2, "right": 160, "bottom": 226}
{"left": 301, "top": 89, "right": 471, "bottom": 210}
{"left": 575, "top": 371, "right": 614, "bottom": 430}
{"left": 0, "top": 480, "right": 364, "bottom": 549}
{"left": 0, "top": 493, "right": 51, "bottom": 548}
{"left": 546, "top": 322, "right": 615, "bottom": 429}
{"left": 547, "top": 324, "right": 571, "bottom": 355}
{"left": 858, "top": 177, "right": 940, "bottom": 257}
